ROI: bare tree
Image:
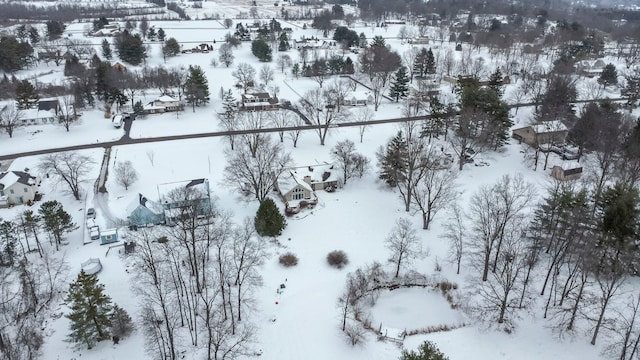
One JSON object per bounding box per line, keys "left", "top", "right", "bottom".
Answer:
{"left": 259, "top": 64, "right": 274, "bottom": 86}
{"left": 0, "top": 104, "right": 23, "bottom": 138}
{"left": 223, "top": 136, "right": 293, "bottom": 201}
{"left": 58, "top": 95, "right": 78, "bottom": 132}
{"left": 268, "top": 110, "right": 294, "bottom": 142}
{"left": 443, "top": 204, "right": 465, "bottom": 274}
{"left": 298, "top": 87, "right": 348, "bottom": 146}
{"left": 218, "top": 43, "right": 235, "bottom": 67}
{"left": 331, "top": 139, "right": 370, "bottom": 186}
{"left": 286, "top": 113, "right": 305, "bottom": 148}
{"left": 114, "top": 160, "right": 138, "bottom": 190}
{"left": 223, "top": 18, "right": 233, "bottom": 29}
{"left": 604, "top": 293, "right": 640, "bottom": 360}
{"left": 356, "top": 106, "right": 374, "bottom": 143}
{"left": 468, "top": 174, "right": 536, "bottom": 282}
{"left": 232, "top": 63, "right": 256, "bottom": 93}
{"left": 385, "top": 218, "right": 422, "bottom": 278}
{"left": 38, "top": 151, "right": 94, "bottom": 200}
{"left": 276, "top": 54, "right": 292, "bottom": 73}
{"left": 237, "top": 111, "right": 268, "bottom": 158}
{"left": 231, "top": 218, "right": 266, "bottom": 322}
{"left": 411, "top": 153, "right": 459, "bottom": 230}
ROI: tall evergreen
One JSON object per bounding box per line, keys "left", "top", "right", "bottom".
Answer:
{"left": 113, "top": 30, "right": 146, "bottom": 65}
{"left": 38, "top": 200, "right": 77, "bottom": 250}
{"left": 278, "top": 32, "right": 290, "bottom": 51}
{"left": 15, "top": 80, "right": 38, "bottom": 109}
{"left": 101, "top": 39, "right": 112, "bottom": 60}
{"left": 598, "top": 63, "right": 618, "bottom": 87}
{"left": 622, "top": 73, "right": 640, "bottom": 107}
{"left": 66, "top": 271, "right": 113, "bottom": 349}
{"left": 255, "top": 197, "right": 286, "bottom": 237}
{"left": 251, "top": 39, "right": 272, "bottom": 62}
{"left": 400, "top": 340, "right": 449, "bottom": 360}
{"left": 377, "top": 131, "right": 408, "bottom": 187}
{"left": 487, "top": 68, "right": 504, "bottom": 96}
{"left": 425, "top": 48, "right": 436, "bottom": 74}
{"left": 0, "top": 36, "right": 33, "bottom": 72}
{"left": 184, "top": 65, "right": 210, "bottom": 111}
{"left": 389, "top": 66, "right": 410, "bottom": 102}
{"left": 109, "top": 304, "right": 134, "bottom": 341}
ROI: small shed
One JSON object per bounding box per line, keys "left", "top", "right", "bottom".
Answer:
{"left": 551, "top": 162, "right": 583, "bottom": 181}
{"left": 100, "top": 228, "right": 118, "bottom": 245}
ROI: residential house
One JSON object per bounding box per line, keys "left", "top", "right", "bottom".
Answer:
{"left": 276, "top": 163, "right": 338, "bottom": 213}
{"left": 0, "top": 170, "right": 40, "bottom": 207}
{"left": 511, "top": 120, "right": 568, "bottom": 147}
{"left": 551, "top": 162, "right": 583, "bottom": 181}
{"left": 112, "top": 62, "right": 127, "bottom": 72}
{"left": 127, "top": 193, "right": 164, "bottom": 226}
{"left": 143, "top": 95, "right": 183, "bottom": 114}
{"left": 241, "top": 92, "right": 279, "bottom": 111}
{"left": 18, "top": 109, "right": 57, "bottom": 125}
{"left": 345, "top": 91, "right": 374, "bottom": 106}
{"left": 157, "top": 178, "right": 212, "bottom": 225}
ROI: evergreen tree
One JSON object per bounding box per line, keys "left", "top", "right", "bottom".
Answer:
{"left": 28, "top": 27, "right": 40, "bottom": 45}
{"left": 413, "top": 48, "right": 428, "bottom": 78}
{"left": 598, "top": 63, "right": 618, "bottom": 86}
{"left": 109, "top": 304, "right": 134, "bottom": 341}
{"left": 342, "top": 57, "right": 355, "bottom": 74}
{"left": 622, "top": 73, "right": 640, "bottom": 107}
{"left": 421, "top": 96, "right": 448, "bottom": 140}
{"left": 15, "top": 80, "right": 38, "bottom": 109}
{"left": 157, "top": 28, "right": 166, "bottom": 42}
{"left": 425, "top": 48, "right": 436, "bottom": 74}
{"left": 184, "top": 65, "right": 210, "bottom": 111}
{"left": 162, "top": 38, "right": 181, "bottom": 60}
{"left": 66, "top": 271, "right": 113, "bottom": 349}
{"left": 38, "top": 200, "right": 77, "bottom": 249}
{"left": 133, "top": 100, "right": 144, "bottom": 116}
{"left": 0, "top": 36, "right": 33, "bottom": 72}
{"left": 291, "top": 63, "right": 300, "bottom": 78}
{"left": 278, "top": 32, "right": 290, "bottom": 51}
{"left": 254, "top": 197, "right": 286, "bottom": 237}
{"left": 0, "top": 220, "right": 17, "bottom": 266}
{"left": 101, "top": 39, "right": 112, "bottom": 60}
{"left": 113, "top": 30, "right": 146, "bottom": 65}
{"left": 377, "top": 131, "right": 408, "bottom": 187}
{"left": 147, "top": 27, "right": 157, "bottom": 41}
{"left": 389, "top": 66, "right": 410, "bottom": 102}
{"left": 487, "top": 68, "right": 504, "bottom": 96}
{"left": 46, "top": 20, "right": 65, "bottom": 40}
{"left": 358, "top": 32, "right": 367, "bottom": 48}
{"left": 400, "top": 340, "right": 449, "bottom": 360}
{"left": 251, "top": 39, "right": 273, "bottom": 62}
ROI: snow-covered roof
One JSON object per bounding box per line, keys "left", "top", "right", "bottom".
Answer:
{"left": 278, "top": 163, "right": 338, "bottom": 195}
{"left": 277, "top": 170, "right": 313, "bottom": 195}
{"left": 101, "top": 228, "right": 117, "bottom": 236}
{"left": 0, "top": 171, "right": 37, "bottom": 189}
{"left": 157, "top": 179, "right": 209, "bottom": 203}
{"left": 19, "top": 109, "right": 56, "bottom": 120}
{"left": 531, "top": 120, "right": 567, "bottom": 134}
{"left": 126, "top": 193, "right": 163, "bottom": 215}
{"left": 155, "top": 95, "right": 179, "bottom": 103}
{"left": 350, "top": 90, "right": 372, "bottom": 100}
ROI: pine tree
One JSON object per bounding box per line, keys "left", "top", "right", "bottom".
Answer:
{"left": 342, "top": 57, "right": 355, "bottom": 74}
{"left": 0, "top": 220, "right": 17, "bottom": 266}
{"left": 38, "top": 200, "right": 77, "bottom": 249}
{"left": 389, "top": 66, "right": 410, "bottom": 102}
{"left": 157, "top": 28, "right": 166, "bottom": 42}
{"left": 622, "top": 73, "right": 640, "bottom": 107}
{"left": 488, "top": 68, "right": 504, "bottom": 96}
{"left": 133, "top": 100, "right": 144, "bottom": 116}
{"left": 413, "top": 48, "right": 428, "bottom": 78}
{"left": 421, "top": 96, "right": 447, "bottom": 140}
{"left": 66, "top": 271, "right": 113, "bottom": 349}
{"left": 598, "top": 63, "right": 618, "bottom": 87}
{"left": 184, "top": 65, "right": 210, "bottom": 111}
{"left": 278, "top": 32, "right": 290, "bottom": 51}
{"left": 254, "top": 197, "right": 286, "bottom": 237}
{"left": 101, "top": 39, "right": 112, "bottom": 60}
{"left": 15, "top": 80, "right": 38, "bottom": 109}
{"left": 425, "top": 48, "right": 436, "bottom": 74}
{"left": 162, "top": 38, "right": 181, "bottom": 60}
{"left": 377, "top": 131, "right": 408, "bottom": 187}
{"left": 28, "top": 27, "right": 41, "bottom": 45}
{"left": 400, "top": 340, "right": 449, "bottom": 360}
{"left": 109, "top": 304, "right": 134, "bottom": 341}
{"left": 251, "top": 39, "right": 272, "bottom": 62}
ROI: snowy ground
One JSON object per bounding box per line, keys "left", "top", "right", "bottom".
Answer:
{"left": 0, "top": 2, "right": 637, "bottom": 359}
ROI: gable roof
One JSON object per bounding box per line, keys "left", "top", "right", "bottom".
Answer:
{"left": 155, "top": 95, "right": 179, "bottom": 103}
{"left": 277, "top": 170, "right": 313, "bottom": 195}
{"left": 0, "top": 171, "right": 37, "bottom": 190}
{"left": 126, "top": 193, "right": 163, "bottom": 215}
{"left": 531, "top": 120, "right": 567, "bottom": 134}
{"left": 157, "top": 178, "right": 210, "bottom": 203}
{"left": 38, "top": 99, "right": 59, "bottom": 112}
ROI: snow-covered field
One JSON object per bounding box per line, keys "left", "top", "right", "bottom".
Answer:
{"left": 1, "top": 1, "right": 637, "bottom": 360}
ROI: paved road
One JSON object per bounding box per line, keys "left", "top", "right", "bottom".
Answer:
{"left": 0, "top": 97, "right": 633, "bottom": 161}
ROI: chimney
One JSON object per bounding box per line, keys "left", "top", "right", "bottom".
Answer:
{"left": 303, "top": 176, "right": 312, "bottom": 184}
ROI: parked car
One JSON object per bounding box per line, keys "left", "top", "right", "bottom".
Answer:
{"left": 87, "top": 208, "right": 96, "bottom": 219}
{"left": 112, "top": 114, "right": 123, "bottom": 128}
{"left": 89, "top": 226, "right": 100, "bottom": 241}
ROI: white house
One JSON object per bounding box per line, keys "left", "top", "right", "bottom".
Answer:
{"left": 18, "top": 109, "right": 57, "bottom": 125}
{"left": 345, "top": 91, "right": 374, "bottom": 106}
{"left": 152, "top": 95, "right": 183, "bottom": 112}
{"left": 0, "top": 170, "right": 40, "bottom": 207}
{"left": 275, "top": 163, "right": 339, "bottom": 214}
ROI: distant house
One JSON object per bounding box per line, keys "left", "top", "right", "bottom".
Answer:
{"left": 0, "top": 170, "right": 40, "bottom": 207}
{"left": 345, "top": 91, "right": 374, "bottom": 106}
{"left": 18, "top": 109, "right": 57, "bottom": 125}
{"left": 143, "top": 95, "right": 183, "bottom": 114}
{"left": 275, "top": 163, "right": 338, "bottom": 213}
{"left": 127, "top": 193, "right": 164, "bottom": 226}
{"left": 100, "top": 228, "right": 118, "bottom": 245}
{"left": 241, "top": 92, "right": 279, "bottom": 111}
{"left": 157, "top": 178, "right": 212, "bottom": 225}
{"left": 511, "top": 120, "right": 568, "bottom": 147}
{"left": 112, "top": 62, "right": 127, "bottom": 72}
{"left": 551, "top": 162, "right": 583, "bottom": 181}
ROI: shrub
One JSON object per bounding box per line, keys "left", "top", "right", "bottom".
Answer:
{"left": 327, "top": 250, "right": 349, "bottom": 269}
{"left": 279, "top": 252, "right": 298, "bottom": 267}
